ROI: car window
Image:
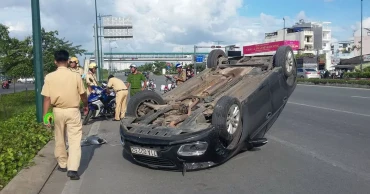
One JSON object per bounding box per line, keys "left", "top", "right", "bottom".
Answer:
{"left": 305, "top": 69, "right": 316, "bottom": 72}
{"left": 298, "top": 69, "right": 303, "bottom": 72}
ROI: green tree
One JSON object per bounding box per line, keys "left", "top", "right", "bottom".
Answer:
{"left": 40, "top": 29, "right": 86, "bottom": 73}
{"left": 0, "top": 23, "right": 86, "bottom": 77}
{"left": 0, "top": 24, "right": 33, "bottom": 78}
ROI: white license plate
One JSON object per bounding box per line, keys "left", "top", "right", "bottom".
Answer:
{"left": 130, "top": 147, "right": 158, "bottom": 157}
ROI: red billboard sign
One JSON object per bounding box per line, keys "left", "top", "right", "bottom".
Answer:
{"left": 243, "top": 40, "right": 300, "bottom": 55}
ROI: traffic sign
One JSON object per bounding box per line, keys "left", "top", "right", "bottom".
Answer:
{"left": 196, "top": 55, "right": 204, "bottom": 63}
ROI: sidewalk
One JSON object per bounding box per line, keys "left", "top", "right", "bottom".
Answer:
{"left": 0, "top": 120, "right": 95, "bottom": 194}
{"left": 39, "top": 119, "right": 121, "bottom": 194}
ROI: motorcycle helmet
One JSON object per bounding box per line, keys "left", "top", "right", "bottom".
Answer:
{"left": 175, "top": 63, "right": 182, "bottom": 68}
{"left": 69, "top": 57, "right": 79, "bottom": 64}
{"left": 89, "top": 62, "right": 97, "bottom": 69}
{"left": 43, "top": 112, "right": 55, "bottom": 126}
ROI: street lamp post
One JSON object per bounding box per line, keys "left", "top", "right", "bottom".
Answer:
{"left": 94, "top": 0, "right": 101, "bottom": 81}
{"left": 283, "top": 17, "right": 286, "bottom": 41}
{"left": 98, "top": 14, "right": 112, "bottom": 78}
{"left": 360, "top": 0, "right": 363, "bottom": 72}
{"left": 31, "top": 0, "right": 43, "bottom": 123}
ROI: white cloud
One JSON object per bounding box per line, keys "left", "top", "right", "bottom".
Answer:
{"left": 0, "top": 0, "right": 338, "bottom": 55}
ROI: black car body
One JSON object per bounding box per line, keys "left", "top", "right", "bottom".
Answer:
{"left": 120, "top": 45, "right": 297, "bottom": 172}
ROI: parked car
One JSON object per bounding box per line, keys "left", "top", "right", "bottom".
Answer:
{"left": 297, "top": 68, "right": 321, "bottom": 79}
{"left": 17, "top": 77, "right": 35, "bottom": 83}
{"left": 120, "top": 45, "right": 297, "bottom": 172}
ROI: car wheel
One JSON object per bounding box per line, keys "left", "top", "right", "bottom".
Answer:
{"left": 207, "top": 49, "right": 226, "bottom": 69}
{"left": 212, "top": 96, "right": 243, "bottom": 149}
{"left": 274, "top": 45, "right": 296, "bottom": 78}
{"left": 126, "top": 90, "right": 165, "bottom": 118}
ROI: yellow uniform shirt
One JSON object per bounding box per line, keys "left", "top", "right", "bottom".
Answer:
{"left": 176, "top": 70, "right": 187, "bottom": 85}
{"left": 69, "top": 67, "right": 84, "bottom": 76}
{"left": 41, "top": 67, "right": 86, "bottom": 108}
{"left": 85, "top": 72, "right": 98, "bottom": 86}
{"left": 107, "top": 77, "right": 127, "bottom": 92}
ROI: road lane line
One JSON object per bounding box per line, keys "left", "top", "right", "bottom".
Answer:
{"left": 267, "top": 135, "right": 370, "bottom": 181}
{"left": 61, "top": 121, "right": 101, "bottom": 194}
{"left": 351, "top": 96, "right": 370, "bottom": 99}
{"left": 287, "top": 102, "right": 370, "bottom": 117}
{"left": 297, "top": 84, "right": 370, "bottom": 90}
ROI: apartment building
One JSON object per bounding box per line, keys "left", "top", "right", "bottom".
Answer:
{"left": 265, "top": 28, "right": 315, "bottom": 54}
{"left": 353, "top": 28, "right": 370, "bottom": 57}
{"left": 264, "top": 20, "right": 333, "bottom": 70}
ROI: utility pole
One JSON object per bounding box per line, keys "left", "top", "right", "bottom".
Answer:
{"left": 31, "top": 0, "right": 43, "bottom": 123}
{"left": 98, "top": 14, "right": 112, "bottom": 78}
{"left": 94, "top": 0, "right": 101, "bottom": 81}
{"left": 283, "top": 17, "right": 286, "bottom": 41}
{"left": 99, "top": 13, "right": 104, "bottom": 79}
{"left": 360, "top": 0, "right": 363, "bottom": 72}
{"left": 193, "top": 45, "right": 197, "bottom": 74}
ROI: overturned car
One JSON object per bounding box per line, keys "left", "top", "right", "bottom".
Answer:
{"left": 120, "top": 45, "right": 297, "bottom": 172}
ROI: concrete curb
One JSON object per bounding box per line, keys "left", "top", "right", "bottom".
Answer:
{"left": 0, "top": 140, "right": 57, "bottom": 194}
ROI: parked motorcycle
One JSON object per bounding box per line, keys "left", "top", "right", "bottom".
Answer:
{"left": 147, "top": 79, "right": 156, "bottom": 91}
{"left": 162, "top": 75, "right": 176, "bottom": 93}
{"left": 82, "top": 83, "right": 116, "bottom": 125}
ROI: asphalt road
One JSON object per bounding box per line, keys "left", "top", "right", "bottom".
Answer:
{"left": 0, "top": 82, "right": 35, "bottom": 94}
{"left": 39, "top": 75, "right": 370, "bottom": 194}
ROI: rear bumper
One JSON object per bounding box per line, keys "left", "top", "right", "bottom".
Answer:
{"left": 119, "top": 122, "right": 236, "bottom": 170}
{"left": 306, "top": 74, "right": 321, "bottom": 79}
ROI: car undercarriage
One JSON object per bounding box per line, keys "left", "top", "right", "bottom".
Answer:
{"left": 120, "top": 45, "right": 298, "bottom": 172}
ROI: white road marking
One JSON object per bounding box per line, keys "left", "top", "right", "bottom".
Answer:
{"left": 351, "top": 96, "right": 370, "bottom": 99}
{"left": 267, "top": 135, "right": 370, "bottom": 181}
{"left": 297, "top": 84, "right": 370, "bottom": 90}
{"left": 288, "top": 102, "right": 370, "bottom": 117}
{"left": 61, "top": 121, "right": 101, "bottom": 194}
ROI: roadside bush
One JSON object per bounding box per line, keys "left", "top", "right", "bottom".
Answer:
{"left": 0, "top": 91, "right": 35, "bottom": 121}
{"left": 0, "top": 106, "right": 53, "bottom": 189}
{"left": 343, "top": 72, "right": 370, "bottom": 78}
{"left": 0, "top": 91, "right": 53, "bottom": 190}
{"left": 297, "top": 78, "right": 370, "bottom": 86}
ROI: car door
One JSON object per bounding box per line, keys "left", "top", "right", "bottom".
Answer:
{"left": 244, "top": 78, "right": 273, "bottom": 137}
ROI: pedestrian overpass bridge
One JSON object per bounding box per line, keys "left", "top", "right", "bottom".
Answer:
{"left": 84, "top": 52, "right": 209, "bottom": 62}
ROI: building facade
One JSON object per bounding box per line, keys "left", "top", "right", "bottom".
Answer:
{"left": 264, "top": 20, "right": 333, "bottom": 70}
{"left": 264, "top": 29, "right": 315, "bottom": 54}
{"left": 353, "top": 28, "right": 370, "bottom": 57}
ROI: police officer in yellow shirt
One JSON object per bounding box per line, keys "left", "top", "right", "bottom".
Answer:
{"left": 68, "top": 57, "right": 84, "bottom": 77}
{"left": 85, "top": 62, "right": 99, "bottom": 95}
{"left": 41, "top": 49, "right": 88, "bottom": 180}
{"left": 106, "top": 75, "right": 128, "bottom": 121}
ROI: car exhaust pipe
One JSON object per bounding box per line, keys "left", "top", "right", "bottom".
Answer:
{"left": 249, "top": 138, "right": 268, "bottom": 148}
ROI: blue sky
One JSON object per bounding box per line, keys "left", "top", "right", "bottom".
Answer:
{"left": 0, "top": 0, "right": 369, "bottom": 53}
{"left": 239, "top": 0, "right": 368, "bottom": 41}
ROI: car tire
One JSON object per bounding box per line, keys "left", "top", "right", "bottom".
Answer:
{"left": 126, "top": 90, "right": 165, "bottom": 118}
{"left": 212, "top": 96, "right": 243, "bottom": 149}
{"left": 274, "top": 45, "right": 296, "bottom": 78}
{"left": 207, "top": 49, "right": 226, "bottom": 69}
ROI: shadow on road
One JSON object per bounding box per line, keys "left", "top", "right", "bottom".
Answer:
{"left": 78, "top": 144, "right": 102, "bottom": 176}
